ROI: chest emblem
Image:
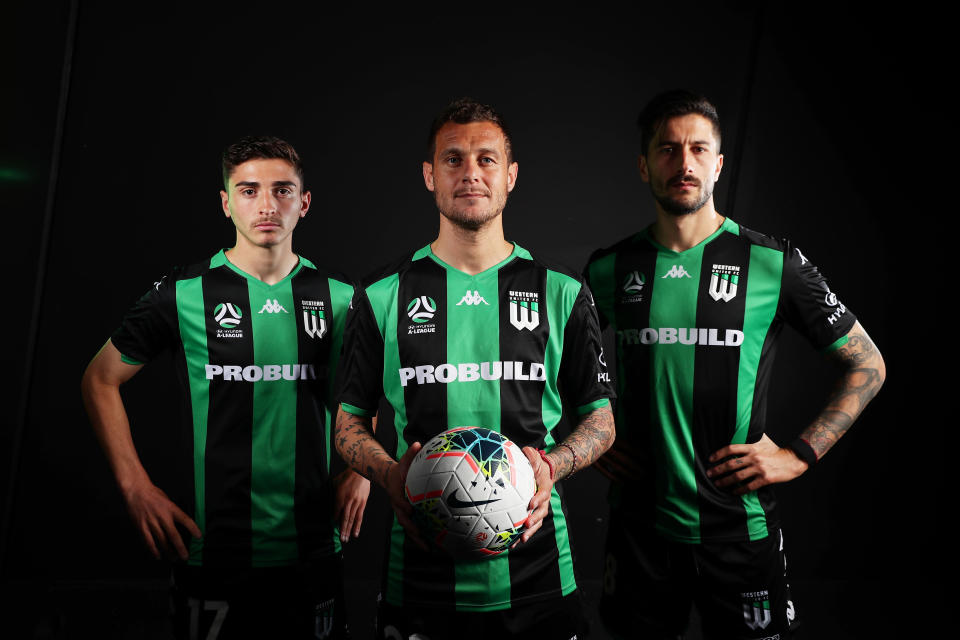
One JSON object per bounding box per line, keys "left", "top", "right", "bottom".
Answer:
{"left": 708, "top": 264, "right": 741, "bottom": 302}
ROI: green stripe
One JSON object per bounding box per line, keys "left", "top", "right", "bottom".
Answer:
{"left": 445, "top": 267, "right": 508, "bottom": 608}
{"left": 735, "top": 244, "right": 783, "bottom": 540}
{"left": 119, "top": 353, "right": 144, "bottom": 366}
{"left": 577, "top": 397, "right": 610, "bottom": 415}
{"left": 650, "top": 248, "right": 703, "bottom": 541}
{"left": 175, "top": 276, "right": 209, "bottom": 565}
{"left": 248, "top": 281, "right": 299, "bottom": 565}
{"left": 367, "top": 273, "right": 406, "bottom": 605}
{"left": 326, "top": 279, "right": 354, "bottom": 472}
{"left": 341, "top": 402, "right": 374, "bottom": 417}
{"left": 822, "top": 333, "right": 849, "bottom": 353}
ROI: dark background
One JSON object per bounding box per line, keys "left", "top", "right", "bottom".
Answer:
{"left": 1, "top": 2, "right": 939, "bottom": 638}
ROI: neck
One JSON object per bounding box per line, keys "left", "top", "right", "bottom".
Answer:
{"left": 225, "top": 239, "right": 299, "bottom": 285}
{"left": 431, "top": 215, "right": 513, "bottom": 275}
{"left": 650, "top": 203, "right": 725, "bottom": 252}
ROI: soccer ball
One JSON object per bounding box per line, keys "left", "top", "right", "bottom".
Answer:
{"left": 404, "top": 427, "right": 536, "bottom": 557}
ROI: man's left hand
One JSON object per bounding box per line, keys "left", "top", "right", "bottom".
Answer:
{"left": 707, "top": 433, "right": 808, "bottom": 494}
{"left": 517, "top": 446, "right": 554, "bottom": 545}
{"left": 333, "top": 469, "right": 371, "bottom": 542}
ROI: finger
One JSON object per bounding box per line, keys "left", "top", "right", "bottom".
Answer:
{"left": 521, "top": 518, "right": 543, "bottom": 543}
{"left": 159, "top": 514, "right": 190, "bottom": 560}
{"left": 139, "top": 521, "right": 161, "bottom": 559}
{"left": 352, "top": 502, "right": 365, "bottom": 538}
{"left": 172, "top": 507, "right": 202, "bottom": 539}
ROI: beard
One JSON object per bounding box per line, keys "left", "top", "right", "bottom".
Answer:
{"left": 436, "top": 188, "right": 509, "bottom": 231}
{"left": 652, "top": 175, "right": 715, "bottom": 216}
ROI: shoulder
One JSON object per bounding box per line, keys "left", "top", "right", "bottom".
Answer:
{"left": 585, "top": 231, "right": 646, "bottom": 267}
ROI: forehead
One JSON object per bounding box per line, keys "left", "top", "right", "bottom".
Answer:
{"left": 228, "top": 158, "right": 300, "bottom": 186}
{"left": 654, "top": 114, "right": 719, "bottom": 146}
{"left": 434, "top": 121, "right": 507, "bottom": 154}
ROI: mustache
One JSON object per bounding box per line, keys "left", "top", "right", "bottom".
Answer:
{"left": 453, "top": 187, "right": 491, "bottom": 197}
{"left": 668, "top": 176, "right": 701, "bottom": 187}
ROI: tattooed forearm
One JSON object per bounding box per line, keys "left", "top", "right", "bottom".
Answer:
{"left": 335, "top": 408, "right": 395, "bottom": 488}
{"left": 550, "top": 405, "right": 615, "bottom": 479}
{"left": 799, "top": 322, "right": 886, "bottom": 459}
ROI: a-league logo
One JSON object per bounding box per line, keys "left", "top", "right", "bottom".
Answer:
{"left": 407, "top": 296, "right": 437, "bottom": 323}
{"left": 214, "top": 303, "right": 242, "bottom": 328}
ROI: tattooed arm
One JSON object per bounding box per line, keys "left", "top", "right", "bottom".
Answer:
{"left": 334, "top": 406, "right": 425, "bottom": 547}
{"left": 707, "top": 322, "right": 886, "bottom": 494}
{"left": 519, "top": 404, "right": 615, "bottom": 542}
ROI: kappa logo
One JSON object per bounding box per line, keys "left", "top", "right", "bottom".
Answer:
{"left": 709, "top": 264, "right": 741, "bottom": 302}
{"left": 661, "top": 265, "right": 691, "bottom": 279}
{"left": 622, "top": 271, "right": 646, "bottom": 293}
{"left": 259, "top": 299, "right": 288, "bottom": 314}
{"left": 214, "top": 303, "right": 243, "bottom": 328}
{"left": 407, "top": 296, "right": 437, "bottom": 323}
{"left": 456, "top": 290, "right": 489, "bottom": 306}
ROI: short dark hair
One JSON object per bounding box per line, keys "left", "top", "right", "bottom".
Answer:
{"left": 426, "top": 98, "right": 515, "bottom": 163}
{"left": 637, "top": 90, "right": 721, "bottom": 155}
{"left": 221, "top": 136, "right": 305, "bottom": 190}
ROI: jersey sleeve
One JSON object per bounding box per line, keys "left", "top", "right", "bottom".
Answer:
{"left": 335, "top": 287, "right": 384, "bottom": 417}
{"left": 110, "top": 274, "right": 179, "bottom": 365}
{"left": 779, "top": 243, "right": 857, "bottom": 351}
{"left": 559, "top": 282, "right": 616, "bottom": 414}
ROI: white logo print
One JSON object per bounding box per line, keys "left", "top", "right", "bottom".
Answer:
{"left": 303, "top": 311, "right": 327, "bottom": 339}
{"left": 743, "top": 603, "right": 772, "bottom": 630}
{"left": 795, "top": 248, "right": 809, "bottom": 265}
{"left": 622, "top": 271, "right": 645, "bottom": 293}
{"left": 456, "top": 290, "right": 489, "bottom": 306}
{"left": 661, "top": 265, "right": 691, "bottom": 279}
{"left": 407, "top": 296, "right": 437, "bottom": 323}
{"left": 509, "top": 301, "right": 539, "bottom": 331}
{"left": 214, "top": 303, "right": 243, "bottom": 328}
{"left": 708, "top": 264, "right": 741, "bottom": 302}
{"left": 259, "top": 299, "right": 288, "bottom": 314}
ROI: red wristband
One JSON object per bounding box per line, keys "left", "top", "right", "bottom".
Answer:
{"left": 537, "top": 449, "right": 555, "bottom": 481}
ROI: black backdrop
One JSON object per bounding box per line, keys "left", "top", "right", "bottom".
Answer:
{"left": 2, "top": 3, "right": 940, "bottom": 638}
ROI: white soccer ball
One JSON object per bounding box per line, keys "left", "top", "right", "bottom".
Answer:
{"left": 404, "top": 427, "right": 536, "bottom": 557}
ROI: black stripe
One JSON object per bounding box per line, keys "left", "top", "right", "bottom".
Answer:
{"left": 291, "top": 270, "right": 336, "bottom": 561}
{"left": 201, "top": 267, "right": 254, "bottom": 567}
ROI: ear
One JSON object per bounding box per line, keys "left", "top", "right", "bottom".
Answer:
{"left": 422, "top": 161, "right": 435, "bottom": 192}
{"left": 220, "top": 190, "right": 231, "bottom": 218}
{"left": 638, "top": 155, "right": 650, "bottom": 183}
{"left": 506, "top": 161, "right": 518, "bottom": 193}
{"left": 300, "top": 190, "right": 311, "bottom": 218}
{"left": 715, "top": 153, "right": 724, "bottom": 181}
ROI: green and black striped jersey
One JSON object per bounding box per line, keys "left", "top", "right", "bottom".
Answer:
{"left": 585, "top": 218, "right": 856, "bottom": 544}
{"left": 337, "top": 243, "right": 614, "bottom": 611}
{"left": 111, "top": 250, "right": 353, "bottom": 568}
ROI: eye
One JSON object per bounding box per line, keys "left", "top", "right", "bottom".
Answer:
{"left": 479, "top": 157, "right": 494, "bottom": 165}
{"left": 445, "top": 156, "right": 462, "bottom": 166}
{"left": 240, "top": 188, "right": 256, "bottom": 196}
{"left": 276, "top": 187, "right": 292, "bottom": 196}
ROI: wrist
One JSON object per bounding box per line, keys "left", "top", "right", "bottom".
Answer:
{"left": 787, "top": 437, "right": 817, "bottom": 469}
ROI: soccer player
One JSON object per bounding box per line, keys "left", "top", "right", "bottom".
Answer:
{"left": 334, "top": 98, "right": 616, "bottom": 640}
{"left": 81, "top": 136, "right": 367, "bottom": 639}
{"left": 584, "top": 90, "right": 886, "bottom": 639}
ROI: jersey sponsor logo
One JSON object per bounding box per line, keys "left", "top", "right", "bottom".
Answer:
{"left": 741, "top": 590, "right": 773, "bottom": 631}
{"left": 456, "top": 290, "right": 489, "bottom": 306}
{"left": 407, "top": 296, "right": 436, "bottom": 322}
{"left": 214, "top": 302, "right": 243, "bottom": 328}
{"left": 259, "top": 298, "right": 288, "bottom": 314}
{"left": 795, "top": 247, "right": 809, "bottom": 265}
{"left": 825, "top": 291, "right": 838, "bottom": 306}
{"left": 445, "top": 490, "right": 500, "bottom": 509}
{"left": 708, "top": 264, "right": 741, "bottom": 302}
{"left": 661, "top": 265, "right": 692, "bottom": 279}
{"left": 301, "top": 299, "right": 327, "bottom": 339}
{"left": 398, "top": 361, "right": 546, "bottom": 387}
{"left": 204, "top": 363, "right": 317, "bottom": 381}
{"left": 617, "top": 327, "right": 744, "bottom": 347}
{"left": 508, "top": 290, "right": 540, "bottom": 330}
{"left": 827, "top": 301, "right": 847, "bottom": 325}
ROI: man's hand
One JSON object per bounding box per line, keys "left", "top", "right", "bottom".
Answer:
{"left": 706, "top": 433, "right": 808, "bottom": 495}
{"left": 385, "top": 442, "right": 426, "bottom": 550}
{"left": 518, "top": 447, "right": 554, "bottom": 544}
{"left": 333, "top": 469, "right": 371, "bottom": 543}
{"left": 122, "top": 478, "right": 201, "bottom": 560}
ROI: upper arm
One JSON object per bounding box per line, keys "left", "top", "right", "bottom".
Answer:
{"left": 558, "top": 282, "right": 615, "bottom": 412}
{"left": 826, "top": 322, "right": 886, "bottom": 383}
{"left": 83, "top": 339, "right": 144, "bottom": 389}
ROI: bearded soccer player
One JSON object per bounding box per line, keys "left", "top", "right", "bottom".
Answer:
{"left": 584, "top": 90, "right": 886, "bottom": 639}
{"left": 334, "top": 98, "right": 616, "bottom": 640}
{"left": 81, "top": 136, "right": 368, "bottom": 639}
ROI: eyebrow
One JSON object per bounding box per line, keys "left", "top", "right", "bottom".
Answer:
{"left": 438, "top": 146, "right": 502, "bottom": 157}
{"left": 657, "top": 140, "right": 713, "bottom": 147}
{"left": 234, "top": 180, "right": 298, "bottom": 188}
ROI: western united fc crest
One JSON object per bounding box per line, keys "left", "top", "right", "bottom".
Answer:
{"left": 708, "top": 264, "right": 740, "bottom": 302}
{"left": 508, "top": 290, "right": 540, "bottom": 331}
{"left": 301, "top": 299, "right": 327, "bottom": 339}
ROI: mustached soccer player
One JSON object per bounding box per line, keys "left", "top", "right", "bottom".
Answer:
{"left": 334, "top": 98, "right": 616, "bottom": 640}
{"left": 584, "top": 90, "right": 886, "bottom": 639}
{"left": 81, "top": 136, "right": 367, "bottom": 639}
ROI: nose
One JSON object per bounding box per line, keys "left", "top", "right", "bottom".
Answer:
{"left": 462, "top": 157, "right": 481, "bottom": 182}
{"left": 258, "top": 190, "right": 278, "bottom": 214}
{"left": 679, "top": 147, "right": 695, "bottom": 174}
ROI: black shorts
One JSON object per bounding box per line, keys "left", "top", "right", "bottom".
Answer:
{"left": 171, "top": 554, "right": 349, "bottom": 640}
{"left": 600, "top": 511, "right": 799, "bottom": 640}
{"left": 377, "top": 590, "right": 584, "bottom": 640}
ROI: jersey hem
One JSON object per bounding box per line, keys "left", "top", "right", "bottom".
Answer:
{"left": 822, "top": 333, "right": 850, "bottom": 353}
{"left": 576, "top": 397, "right": 610, "bottom": 415}
{"left": 384, "top": 584, "right": 578, "bottom": 612}
{"left": 341, "top": 402, "right": 374, "bottom": 417}
{"left": 119, "top": 353, "right": 145, "bottom": 366}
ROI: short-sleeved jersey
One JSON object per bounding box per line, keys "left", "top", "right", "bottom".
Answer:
{"left": 111, "top": 250, "right": 354, "bottom": 568}
{"left": 585, "top": 219, "right": 856, "bottom": 544}
{"left": 337, "top": 243, "right": 614, "bottom": 611}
